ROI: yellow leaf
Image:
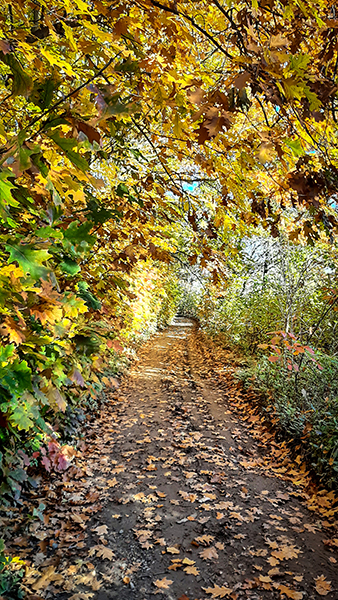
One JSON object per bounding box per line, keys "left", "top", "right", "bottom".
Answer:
{"left": 167, "top": 546, "right": 180, "bottom": 554}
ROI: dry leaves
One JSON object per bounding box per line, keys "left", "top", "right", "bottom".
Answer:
{"left": 195, "top": 534, "right": 214, "bottom": 545}
{"left": 31, "top": 566, "right": 64, "bottom": 590}
{"left": 200, "top": 546, "right": 219, "bottom": 560}
{"left": 314, "top": 575, "right": 332, "bottom": 596}
{"left": 154, "top": 577, "right": 173, "bottom": 589}
{"left": 276, "top": 584, "right": 303, "bottom": 599}
{"left": 167, "top": 546, "right": 180, "bottom": 554}
{"left": 184, "top": 565, "right": 199, "bottom": 575}
{"left": 203, "top": 584, "right": 233, "bottom": 598}
{"left": 93, "top": 524, "right": 108, "bottom": 536}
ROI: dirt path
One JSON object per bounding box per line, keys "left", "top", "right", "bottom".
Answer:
{"left": 20, "top": 319, "right": 338, "bottom": 600}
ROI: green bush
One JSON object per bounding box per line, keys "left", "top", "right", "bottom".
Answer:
{"left": 238, "top": 350, "right": 338, "bottom": 487}
{"left": 0, "top": 539, "right": 25, "bottom": 599}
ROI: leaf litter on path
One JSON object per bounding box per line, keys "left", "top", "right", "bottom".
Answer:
{"left": 1, "top": 318, "right": 338, "bottom": 599}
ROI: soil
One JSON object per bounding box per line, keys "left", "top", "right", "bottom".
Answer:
{"left": 16, "top": 319, "right": 338, "bottom": 600}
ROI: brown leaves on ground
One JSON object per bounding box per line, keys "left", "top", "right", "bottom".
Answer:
{"left": 276, "top": 584, "right": 303, "bottom": 599}
{"left": 153, "top": 577, "right": 173, "bottom": 589}
{"left": 203, "top": 584, "right": 233, "bottom": 597}
{"left": 194, "top": 534, "right": 214, "bottom": 546}
{"left": 314, "top": 575, "right": 332, "bottom": 596}
{"left": 199, "top": 546, "right": 219, "bottom": 560}
{"left": 8, "top": 325, "right": 338, "bottom": 600}
{"left": 271, "top": 544, "right": 301, "bottom": 561}
{"left": 29, "top": 566, "right": 64, "bottom": 590}
{"left": 89, "top": 545, "right": 115, "bottom": 560}
{"left": 184, "top": 565, "right": 199, "bottom": 575}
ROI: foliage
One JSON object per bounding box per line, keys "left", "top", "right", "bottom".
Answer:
{"left": 196, "top": 235, "right": 338, "bottom": 486}
{"left": 0, "top": 539, "right": 25, "bottom": 599}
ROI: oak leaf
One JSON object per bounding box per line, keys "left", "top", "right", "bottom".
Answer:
{"left": 203, "top": 584, "right": 233, "bottom": 597}
{"left": 195, "top": 534, "right": 214, "bottom": 545}
{"left": 199, "top": 546, "right": 219, "bottom": 560}
{"left": 32, "top": 566, "right": 64, "bottom": 590}
{"left": 154, "top": 577, "right": 173, "bottom": 589}
{"left": 271, "top": 545, "right": 300, "bottom": 560}
{"left": 94, "top": 545, "right": 115, "bottom": 560}
{"left": 314, "top": 576, "right": 332, "bottom": 596}
{"left": 276, "top": 584, "right": 303, "bottom": 599}
{"left": 184, "top": 565, "right": 199, "bottom": 575}
{"left": 94, "top": 525, "right": 108, "bottom": 536}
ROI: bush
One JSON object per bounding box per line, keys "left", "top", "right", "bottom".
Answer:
{"left": 0, "top": 539, "right": 25, "bottom": 599}
{"left": 239, "top": 348, "right": 338, "bottom": 487}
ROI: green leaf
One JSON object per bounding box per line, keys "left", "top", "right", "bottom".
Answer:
{"left": 0, "top": 52, "right": 32, "bottom": 96}
{"left": 288, "top": 53, "right": 311, "bottom": 74}
{"left": 9, "top": 406, "right": 34, "bottom": 431}
{"left": 0, "top": 351, "right": 32, "bottom": 400}
{"left": 36, "top": 225, "right": 63, "bottom": 240}
{"left": 9, "top": 468, "right": 27, "bottom": 482}
{"left": 6, "top": 243, "right": 51, "bottom": 280}
{"left": 284, "top": 138, "right": 305, "bottom": 157}
{"left": 63, "top": 220, "right": 96, "bottom": 247}
{"left": 48, "top": 129, "right": 88, "bottom": 172}
{"left": 0, "top": 169, "right": 18, "bottom": 220}
{"left": 116, "top": 183, "right": 129, "bottom": 197}
{"left": 60, "top": 258, "right": 81, "bottom": 275}
{"left": 29, "top": 77, "right": 60, "bottom": 110}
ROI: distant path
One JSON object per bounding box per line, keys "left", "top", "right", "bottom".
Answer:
{"left": 23, "top": 318, "right": 338, "bottom": 599}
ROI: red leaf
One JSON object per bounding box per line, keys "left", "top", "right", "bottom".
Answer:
{"left": 112, "top": 339, "right": 123, "bottom": 353}
{"left": 57, "top": 454, "right": 69, "bottom": 471}
{"left": 41, "top": 456, "right": 51, "bottom": 472}
{"left": 268, "top": 355, "right": 280, "bottom": 363}
{"left": 69, "top": 368, "right": 85, "bottom": 387}
{"left": 76, "top": 120, "right": 101, "bottom": 144}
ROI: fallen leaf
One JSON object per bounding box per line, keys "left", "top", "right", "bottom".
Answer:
{"left": 314, "top": 575, "right": 332, "bottom": 596}
{"left": 199, "top": 546, "right": 219, "bottom": 560}
{"left": 195, "top": 534, "right": 214, "bottom": 546}
{"left": 182, "top": 558, "right": 195, "bottom": 565}
{"left": 32, "top": 566, "right": 64, "bottom": 590}
{"left": 184, "top": 565, "right": 199, "bottom": 575}
{"left": 94, "top": 524, "right": 108, "bottom": 536}
{"left": 276, "top": 584, "right": 303, "bottom": 599}
{"left": 203, "top": 584, "right": 233, "bottom": 597}
{"left": 107, "top": 478, "right": 118, "bottom": 487}
{"left": 68, "top": 594, "right": 94, "bottom": 600}
{"left": 215, "top": 542, "right": 225, "bottom": 550}
{"left": 94, "top": 545, "right": 115, "bottom": 560}
{"left": 167, "top": 546, "right": 180, "bottom": 554}
{"left": 271, "top": 545, "right": 301, "bottom": 561}
{"left": 154, "top": 577, "right": 173, "bottom": 589}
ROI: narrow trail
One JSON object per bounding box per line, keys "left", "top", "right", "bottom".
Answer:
{"left": 21, "top": 319, "right": 338, "bottom": 600}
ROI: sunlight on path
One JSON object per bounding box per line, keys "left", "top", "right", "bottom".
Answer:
{"left": 21, "top": 321, "right": 338, "bottom": 599}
